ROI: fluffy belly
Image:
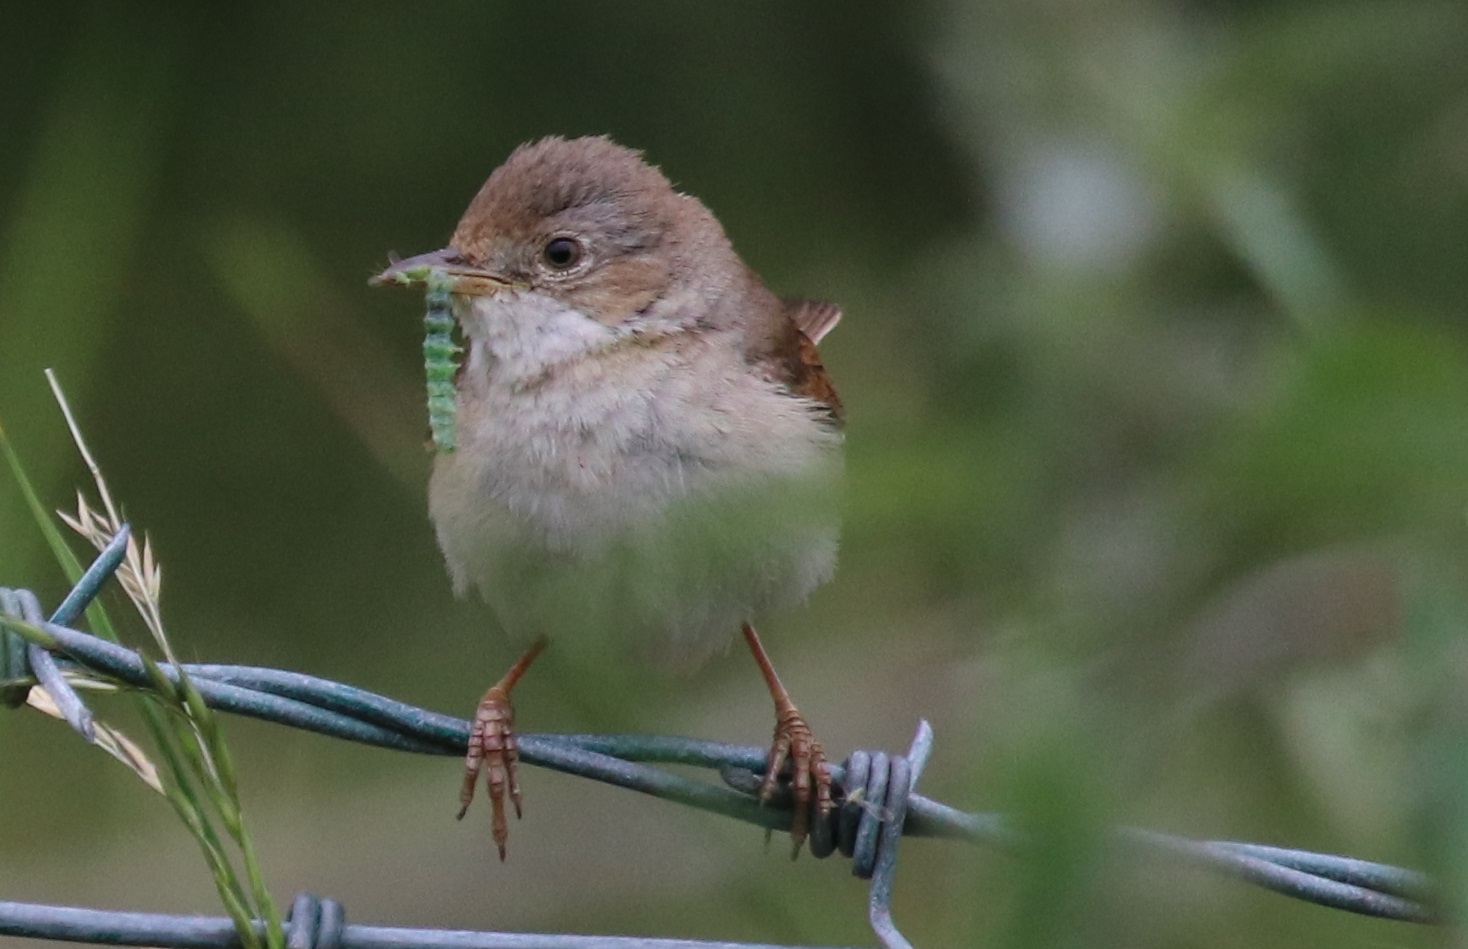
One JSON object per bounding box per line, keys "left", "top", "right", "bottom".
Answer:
{"left": 428, "top": 397, "right": 840, "bottom": 666}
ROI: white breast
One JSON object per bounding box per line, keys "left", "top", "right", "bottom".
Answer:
{"left": 428, "top": 291, "right": 841, "bottom": 664}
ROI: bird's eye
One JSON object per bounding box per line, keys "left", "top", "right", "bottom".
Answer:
{"left": 541, "top": 236, "right": 583, "bottom": 271}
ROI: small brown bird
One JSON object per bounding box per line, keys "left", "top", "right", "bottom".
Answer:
{"left": 373, "top": 136, "right": 844, "bottom": 860}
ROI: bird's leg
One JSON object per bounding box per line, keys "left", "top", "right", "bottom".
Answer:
{"left": 742, "top": 621, "right": 832, "bottom": 857}
{"left": 458, "top": 637, "right": 546, "bottom": 861}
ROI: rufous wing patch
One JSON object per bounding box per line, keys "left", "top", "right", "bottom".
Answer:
{"left": 747, "top": 296, "right": 844, "bottom": 428}
{"left": 791, "top": 330, "right": 844, "bottom": 426}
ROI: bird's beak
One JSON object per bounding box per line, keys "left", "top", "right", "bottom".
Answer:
{"left": 369, "top": 247, "right": 509, "bottom": 296}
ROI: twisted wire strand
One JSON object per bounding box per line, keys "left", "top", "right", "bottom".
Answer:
{"left": 0, "top": 895, "right": 864, "bottom": 949}
{"left": 0, "top": 532, "right": 1443, "bottom": 942}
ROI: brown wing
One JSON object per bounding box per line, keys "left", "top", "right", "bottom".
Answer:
{"left": 772, "top": 298, "right": 844, "bottom": 428}
{"left": 789, "top": 329, "right": 844, "bottom": 427}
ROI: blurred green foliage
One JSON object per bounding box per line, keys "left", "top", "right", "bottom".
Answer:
{"left": 2, "top": 1, "right": 1467, "bottom": 946}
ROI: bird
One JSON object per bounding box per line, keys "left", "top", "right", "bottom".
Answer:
{"left": 372, "top": 135, "right": 844, "bottom": 860}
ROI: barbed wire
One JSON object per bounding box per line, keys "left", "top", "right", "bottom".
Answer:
{"left": 0, "top": 528, "right": 1443, "bottom": 949}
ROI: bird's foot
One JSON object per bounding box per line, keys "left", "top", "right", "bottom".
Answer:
{"left": 458, "top": 684, "right": 522, "bottom": 861}
{"left": 758, "top": 700, "right": 833, "bottom": 858}
{"left": 457, "top": 639, "right": 545, "bottom": 861}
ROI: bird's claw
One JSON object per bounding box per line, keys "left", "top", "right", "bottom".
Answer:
{"left": 758, "top": 703, "right": 833, "bottom": 858}
{"left": 458, "top": 685, "right": 522, "bottom": 861}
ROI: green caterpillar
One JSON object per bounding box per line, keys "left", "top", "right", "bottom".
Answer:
{"left": 378, "top": 260, "right": 463, "bottom": 452}
{"left": 420, "top": 268, "right": 462, "bottom": 453}
{"left": 374, "top": 263, "right": 463, "bottom": 453}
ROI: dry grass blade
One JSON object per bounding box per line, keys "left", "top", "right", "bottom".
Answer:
{"left": 38, "top": 368, "right": 283, "bottom": 949}
{"left": 27, "top": 686, "right": 163, "bottom": 793}
{"left": 47, "top": 370, "right": 170, "bottom": 657}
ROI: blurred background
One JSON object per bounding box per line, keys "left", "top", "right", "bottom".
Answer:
{"left": 3, "top": 1, "right": 1468, "bottom": 946}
